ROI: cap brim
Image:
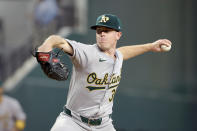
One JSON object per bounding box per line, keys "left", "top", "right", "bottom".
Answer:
{"left": 90, "top": 25, "right": 98, "bottom": 30}
{"left": 90, "top": 25, "right": 120, "bottom": 31}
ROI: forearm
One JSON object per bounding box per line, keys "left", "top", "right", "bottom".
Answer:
{"left": 118, "top": 43, "right": 153, "bottom": 60}
{"left": 38, "top": 35, "right": 73, "bottom": 55}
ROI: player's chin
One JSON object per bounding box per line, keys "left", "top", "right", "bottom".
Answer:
{"left": 98, "top": 44, "right": 110, "bottom": 51}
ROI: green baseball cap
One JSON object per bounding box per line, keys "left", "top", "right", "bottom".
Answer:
{"left": 91, "top": 14, "right": 122, "bottom": 31}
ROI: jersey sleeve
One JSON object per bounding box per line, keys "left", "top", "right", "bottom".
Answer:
{"left": 65, "top": 39, "right": 90, "bottom": 68}
{"left": 10, "top": 98, "right": 26, "bottom": 121}
{"left": 116, "top": 49, "right": 123, "bottom": 62}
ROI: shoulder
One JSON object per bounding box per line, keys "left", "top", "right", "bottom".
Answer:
{"left": 66, "top": 39, "right": 91, "bottom": 47}
{"left": 66, "top": 39, "right": 97, "bottom": 51}
{"left": 3, "top": 95, "right": 20, "bottom": 106}
{"left": 3, "top": 95, "right": 16, "bottom": 101}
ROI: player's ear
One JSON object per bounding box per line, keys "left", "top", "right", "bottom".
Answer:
{"left": 116, "top": 32, "right": 122, "bottom": 40}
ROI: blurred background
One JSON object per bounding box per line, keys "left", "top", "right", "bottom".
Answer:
{"left": 0, "top": 0, "right": 197, "bottom": 131}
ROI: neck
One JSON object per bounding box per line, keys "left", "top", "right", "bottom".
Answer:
{"left": 96, "top": 43, "right": 117, "bottom": 59}
{"left": 104, "top": 48, "right": 116, "bottom": 59}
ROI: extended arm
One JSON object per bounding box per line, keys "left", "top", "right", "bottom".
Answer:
{"left": 118, "top": 39, "right": 172, "bottom": 60}
{"left": 37, "top": 35, "right": 74, "bottom": 55}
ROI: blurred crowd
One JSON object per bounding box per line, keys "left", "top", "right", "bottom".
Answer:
{"left": 32, "top": 0, "right": 74, "bottom": 47}
{"left": 0, "top": 0, "right": 75, "bottom": 82}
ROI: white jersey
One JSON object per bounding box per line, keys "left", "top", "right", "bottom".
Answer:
{"left": 65, "top": 39, "right": 123, "bottom": 118}
{"left": 0, "top": 95, "right": 26, "bottom": 131}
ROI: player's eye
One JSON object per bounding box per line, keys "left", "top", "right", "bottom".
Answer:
{"left": 96, "top": 29, "right": 112, "bottom": 34}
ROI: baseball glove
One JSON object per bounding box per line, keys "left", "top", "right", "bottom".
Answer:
{"left": 32, "top": 49, "right": 69, "bottom": 81}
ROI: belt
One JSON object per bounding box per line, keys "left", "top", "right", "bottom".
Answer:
{"left": 64, "top": 107, "right": 110, "bottom": 126}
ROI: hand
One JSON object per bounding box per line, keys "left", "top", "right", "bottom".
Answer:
{"left": 151, "top": 39, "right": 172, "bottom": 52}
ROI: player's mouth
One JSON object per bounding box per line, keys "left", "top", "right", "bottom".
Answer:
{"left": 99, "top": 38, "right": 107, "bottom": 43}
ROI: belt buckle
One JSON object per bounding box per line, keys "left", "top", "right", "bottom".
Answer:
{"left": 88, "top": 118, "right": 93, "bottom": 126}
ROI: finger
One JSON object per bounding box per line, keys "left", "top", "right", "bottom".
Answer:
{"left": 158, "top": 39, "right": 171, "bottom": 47}
{"left": 163, "top": 39, "right": 172, "bottom": 45}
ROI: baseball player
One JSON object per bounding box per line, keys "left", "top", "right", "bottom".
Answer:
{"left": 0, "top": 83, "right": 26, "bottom": 131}
{"left": 37, "top": 14, "right": 172, "bottom": 131}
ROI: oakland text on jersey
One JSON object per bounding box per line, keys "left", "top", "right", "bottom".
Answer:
{"left": 86, "top": 72, "right": 121, "bottom": 91}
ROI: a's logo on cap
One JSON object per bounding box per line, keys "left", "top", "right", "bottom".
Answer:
{"left": 99, "top": 15, "right": 109, "bottom": 23}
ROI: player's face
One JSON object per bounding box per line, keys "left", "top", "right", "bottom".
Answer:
{"left": 96, "top": 27, "right": 122, "bottom": 51}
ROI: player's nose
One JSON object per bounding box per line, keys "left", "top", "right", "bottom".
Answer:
{"left": 100, "top": 31, "right": 106, "bottom": 36}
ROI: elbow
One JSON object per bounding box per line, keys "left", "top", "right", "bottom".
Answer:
{"left": 46, "top": 35, "right": 64, "bottom": 47}
{"left": 48, "top": 35, "right": 60, "bottom": 39}
{"left": 48, "top": 35, "right": 61, "bottom": 42}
